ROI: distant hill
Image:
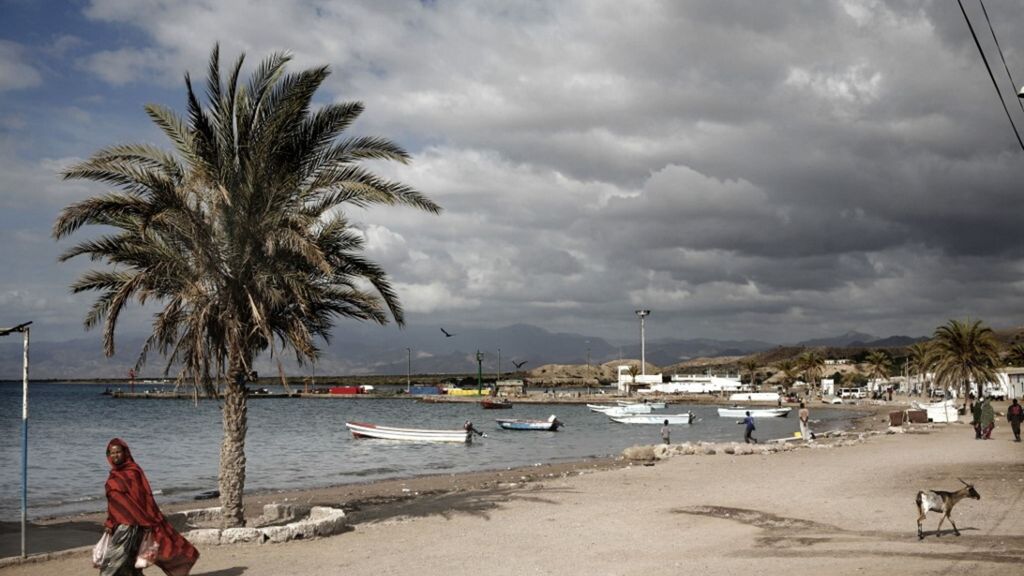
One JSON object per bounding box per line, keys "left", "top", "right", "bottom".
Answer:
{"left": 796, "top": 331, "right": 876, "bottom": 347}
{"left": 0, "top": 324, "right": 942, "bottom": 380}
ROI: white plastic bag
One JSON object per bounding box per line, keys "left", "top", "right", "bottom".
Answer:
{"left": 91, "top": 532, "right": 111, "bottom": 568}
{"left": 134, "top": 530, "right": 159, "bottom": 569}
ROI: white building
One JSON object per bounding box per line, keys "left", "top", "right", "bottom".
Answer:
{"left": 615, "top": 365, "right": 663, "bottom": 394}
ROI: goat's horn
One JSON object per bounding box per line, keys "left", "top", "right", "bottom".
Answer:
{"left": 958, "top": 478, "right": 970, "bottom": 486}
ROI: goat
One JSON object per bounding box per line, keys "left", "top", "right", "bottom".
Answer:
{"left": 915, "top": 478, "right": 980, "bottom": 539}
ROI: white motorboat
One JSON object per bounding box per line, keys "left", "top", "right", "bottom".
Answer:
{"left": 588, "top": 403, "right": 653, "bottom": 414}
{"left": 717, "top": 407, "right": 792, "bottom": 418}
{"left": 345, "top": 421, "right": 472, "bottom": 443}
{"left": 728, "top": 392, "right": 781, "bottom": 403}
{"left": 616, "top": 400, "right": 666, "bottom": 409}
{"left": 609, "top": 412, "right": 693, "bottom": 425}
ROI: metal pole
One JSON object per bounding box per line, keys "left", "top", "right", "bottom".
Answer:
{"left": 640, "top": 317, "right": 645, "bottom": 375}
{"left": 476, "top": 350, "right": 484, "bottom": 393}
{"left": 406, "top": 348, "right": 411, "bottom": 393}
{"left": 20, "top": 326, "right": 30, "bottom": 558}
{"left": 635, "top": 310, "right": 649, "bottom": 376}
{"left": 497, "top": 348, "right": 501, "bottom": 380}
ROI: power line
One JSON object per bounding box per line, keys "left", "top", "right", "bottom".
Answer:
{"left": 978, "top": 0, "right": 1024, "bottom": 117}
{"left": 958, "top": 0, "right": 1024, "bottom": 152}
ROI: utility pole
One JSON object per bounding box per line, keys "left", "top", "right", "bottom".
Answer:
{"left": 1, "top": 321, "right": 32, "bottom": 558}
{"left": 406, "top": 348, "right": 411, "bottom": 393}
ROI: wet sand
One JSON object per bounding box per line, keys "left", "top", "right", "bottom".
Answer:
{"left": 4, "top": 401, "right": 1024, "bottom": 575}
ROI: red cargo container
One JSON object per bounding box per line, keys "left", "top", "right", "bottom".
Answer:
{"left": 329, "top": 386, "right": 361, "bottom": 395}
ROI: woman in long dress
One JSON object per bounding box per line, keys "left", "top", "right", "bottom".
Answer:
{"left": 101, "top": 438, "right": 199, "bottom": 576}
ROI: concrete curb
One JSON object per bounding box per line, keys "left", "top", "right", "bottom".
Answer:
{"left": 0, "top": 505, "right": 348, "bottom": 568}
{"left": 0, "top": 545, "right": 92, "bottom": 569}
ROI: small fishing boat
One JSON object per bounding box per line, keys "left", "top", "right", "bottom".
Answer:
{"left": 480, "top": 398, "right": 513, "bottom": 409}
{"left": 495, "top": 415, "right": 562, "bottom": 431}
{"left": 587, "top": 403, "right": 653, "bottom": 414}
{"left": 716, "top": 407, "right": 792, "bottom": 418}
{"left": 727, "top": 392, "right": 781, "bottom": 403}
{"left": 609, "top": 412, "right": 693, "bottom": 425}
{"left": 345, "top": 421, "right": 472, "bottom": 443}
{"left": 616, "top": 400, "right": 666, "bottom": 409}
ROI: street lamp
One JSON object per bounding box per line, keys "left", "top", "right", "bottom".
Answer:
{"left": 635, "top": 310, "right": 650, "bottom": 376}
{"left": 475, "top": 350, "right": 485, "bottom": 393}
{"left": 1, "top": 320, "right": 32, "bottom": 558}
{"left": 405, "top": 348, "right": 411, "bottom": 393}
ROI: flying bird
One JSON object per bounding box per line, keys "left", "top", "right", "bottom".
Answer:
{"left": 440, "top": 328, "right": 456, "bottom": 338}
{"left": 513, "top": 360, "right": 528, "bottom": 369}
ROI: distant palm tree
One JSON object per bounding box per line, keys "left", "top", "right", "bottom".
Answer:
{"left": 626, "top": 364, "right": 640, "bottom": 396}
{"left": 906, "top": 342, "right": 935, "bottom": 395}
{"left": 54, "top": 46, "right": 440, "bottom": 527}
{"left": 1005, "top": 343, "right": 1024, "bottom": 367}
{"left": 740, "top": 358, "right": 759, "bottom": 389}
{"left": 931, "top": 319, "right": 1001, "bottom": 405}
{"left": 775, "top": 359, "right": 798, "bottom": 392}
{"left": 798, "top": 350, "right": 825, "bottom": 397}
{"left": 865, "top": 350, "right": 892, "bottom": 390}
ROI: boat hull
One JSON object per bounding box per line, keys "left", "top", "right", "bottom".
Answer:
{"left": 609, "top": 413, "right": 693, "bottom": 424}
{"left": 616, "top": 401, "right": 666, "bottom": 409}
{"left": 345, "top": 422, "right": 471, "bottom": 443}
{"left": 495, "top": 416, "right": 562, "bottom": 431}
{"left": 480, "top": 399, "right": 513, "bottom": 409}
{"left": 717, "top": 407, "right": 791, "bottom": 418}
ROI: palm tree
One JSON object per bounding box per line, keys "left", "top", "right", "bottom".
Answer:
{"left": 626, "top": 364, "right": 640, "bottom": 396}
{"left": 906, "top": 342, "right": 935, "bottom": 395}
{"left": 1005, "top": 343, "right": 1024, "bottom": 367}
{"left": 740, "top": 358, "right": 759, "bottom": 390}
{"left": 53, "top": 46, "right": 440, "bottom": 527}
{"left": 775, "top": 359, "right": 798, "bottom": 392}
{"left": 798, "top": 350, "right": 825, "bottom": 397}
{"left": 931, "top": 319, "right": 1001, "bottom": 406}
{"left": 865, "top": 350, "right": 892, "bottom": 393}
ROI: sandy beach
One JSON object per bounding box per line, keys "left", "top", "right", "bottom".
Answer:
{"left": 3, "top": 402, "right": 1023, "bottom": 575}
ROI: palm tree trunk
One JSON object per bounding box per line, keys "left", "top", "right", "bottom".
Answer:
{"left": 219, "top": 369, "right": 248, "bottom": 528}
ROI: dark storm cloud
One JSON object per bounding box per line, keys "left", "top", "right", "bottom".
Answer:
{"left": 2, "top": 0, "right": 1024, "bottom": 347}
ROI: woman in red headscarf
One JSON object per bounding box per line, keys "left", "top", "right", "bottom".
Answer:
{"left": 101, "top": 438, "right": 199, "bottom": 576}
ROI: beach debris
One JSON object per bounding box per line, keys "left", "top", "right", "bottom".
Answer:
{"left": 623, "top": 445, "right": 657, "bottom": 461}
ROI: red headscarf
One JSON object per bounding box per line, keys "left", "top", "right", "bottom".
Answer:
{"left": 105, "top": 438, "right": 199, "bottom": 576}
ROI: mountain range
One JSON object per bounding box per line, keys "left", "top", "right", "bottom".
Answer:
{"left": 0, "top": 323, "right": 927, "bottom": 381}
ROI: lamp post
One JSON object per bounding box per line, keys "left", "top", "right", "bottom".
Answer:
{"left": 635, "top": 310, "right": 650, "bottom": 376}
{"left": 405, "top": 348, "right": 411, "bottom": 393}
{"left": 2, "top": 321, "right": 32, "bottom": 558}
{"left": 476, "top": 350, "right": 484, "bottom": 394}
{"left": 586, "top": 343, "right": 591, "bottom": 381}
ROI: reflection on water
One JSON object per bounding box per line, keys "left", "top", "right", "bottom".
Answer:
{"left": 0, "top": 383, "right": 856, "bottom": 520}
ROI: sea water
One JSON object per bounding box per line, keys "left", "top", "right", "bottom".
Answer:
{"left": 0, "top": 382, "right": 858, "bottom": 521}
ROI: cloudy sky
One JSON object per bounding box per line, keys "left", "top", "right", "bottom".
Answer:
{"left": 2, "top": 0, "right": 1024, "bottom": 350}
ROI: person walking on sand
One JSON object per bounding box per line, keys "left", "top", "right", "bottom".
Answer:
{"left": 100, "top": 438, "right": 199, "bottom": 576}
{"left": 660, "top": 420, "right": 670, "bottom": 444}
{"left": 980, "top": 397, "right": 995, "bottom": 440}
{"left": 971, "top": 396, "right": 983, "bottom": 439}
{"left": 798, "top": 402, "right": 811, "bottom": 442}
{"left": 1007, "top": 398, "right": 1024, "bottom": 442}
{"left": 742, "top": 411, "right": 758, "bottom": 444}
